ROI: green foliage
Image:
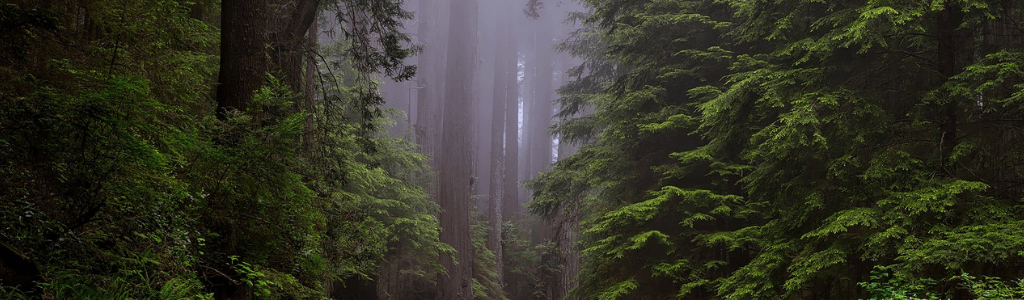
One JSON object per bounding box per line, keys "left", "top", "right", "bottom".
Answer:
{"left": 530, "top": 0, "right": 1024, "bottom": 299}
{"left": 315, "top": 35, "right": 450, "bottom": 286}
{"left": 858, "top": 267, "right": 940, "bottom": 300}
{"left": 470, "top": 212, "right": 508, "bottom": 300}
{"left": 857, "top": 271, "right": 1024, "bottom": 300}
{"left": 0, "top": 284, "right": 30, "bottom": 300}
{"left": 959, "top": 273, "right": 1024, "bottom": 299}
{"left": 501, "top": 221, "right": 563, "bottom": 300}
{"left": 230, "top": 256, "right": 275, "bottom": 297}
{"left": 1, "top": 0, "right": 216, "bottom": 290}
{"left": 0, "top": 0, "right": 440, "bottom": 299}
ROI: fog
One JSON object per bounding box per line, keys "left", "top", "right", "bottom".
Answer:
{"left": 377, "top": 0, "right": 586, "bottom": 298}
{"left": 381, "top": 0, "right": 584, "bottom": 211}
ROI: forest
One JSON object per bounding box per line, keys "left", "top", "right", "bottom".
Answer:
{"left": 3, "top": 0, "right": 1024, "bottom": 299}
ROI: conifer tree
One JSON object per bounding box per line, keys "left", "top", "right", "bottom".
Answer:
{"left": 530, "top": 0, "right": 1024, "bottom": 299}
{"left": 436, "top": 0, "right": 479, "bottom": 298}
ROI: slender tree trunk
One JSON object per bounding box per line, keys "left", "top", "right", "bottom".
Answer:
{"left": 436, "top": 0, "right": 477, "bottom": 298}
{"left": 501, "top": 28, "right": 520, "bottom": 225}
{"left": 487, "top": 16, "right": 514, "bottom": 292}
{"left": 529, "top": 14, "right": 552, "bottom": 185}
{"left": 528, "top": 12, "right": 554, "bottom": 245}
{"left": 518, "top": 29, "right": 535, "bottom": 217}
{"left": 553, "top": 51, "right": 580, "bottom": 300}
{"left": 303, "top": 11, "right": 318, "bottom": 154}
{"left": 500, "top": 23, "right": 521, "bottom": 300}
{"left": 216, "top": 0, "right": 268, "bottom": 116}
{"left": 414, "top": 0, "right": 431, "bottom": 146}
{"left": 936, "top": 3, "right": 964, "bottom": 177}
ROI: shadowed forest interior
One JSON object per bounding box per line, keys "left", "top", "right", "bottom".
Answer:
{"left": 3, "top": 0, "right": 1024, "bottom": 299}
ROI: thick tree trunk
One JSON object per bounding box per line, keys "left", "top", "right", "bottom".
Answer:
{"left": 213, "top": 1, "right": 268, "bottom": 298}
{"left": 436, "top": 0, "right": 477, "bottom": 299}
{"left": 414, "top": 0, "right": 446, "bottom": 175}
{"left": 936, "top": 3, "right": 964, "bottom": 176}
{"left": 216, "top": 0, "right": 269, "bottom": 116}
{"left": 555, "top": 204, "right": 580, "bottom": 300}
{"left": 268, "top": 0, "right": 318, "bottom": 96}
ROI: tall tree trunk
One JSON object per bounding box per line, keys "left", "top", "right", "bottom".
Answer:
{"left": 436, "top": 0, "right": 477, "bottom": 298}
{"left": 500, "top": 23, "right": 521, "bottom": 300}
{"left": 554, "top": 203, "right": 580, "bottom": 300}
{"left": 501, "top": 28, "right": 520, "bottom": 225}
{"left": 216, "top": 0, "right": 268, "bottom": 116}
{"left": 414, "top": 0, "right": 445, "bottom": 184}
{"left": 303, "top": 11, "right": 318, "bottom": 154}
{"left": 553, "top": 51, "right": 580, "bottom": 300}
{"left": 414, "top": 0, "right": 431, "bottom": 148}
{"left": 213, "top": 1, "right": 268, "bottom": 298}
{"left": 936, "top": 3, "right": 964, "bottom": 177}
{"left": 518, "top": 29, "right": 535, "bottom": 217}
{"left": 528, "top": 14, "right": 553, "bottom": 185}
{"left": 528, "top": 12, "right": 554, "bottom": 245}
{"left": 486, "top": 15, "right": 514, "bottom": 292}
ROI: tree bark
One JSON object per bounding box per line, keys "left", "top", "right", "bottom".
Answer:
{"left": 500, "top": 22, "right": 521, "bottom": 300}
{"left": 216, "top": 0, "right": 269, "bottom": 116}
{"left": 268, "top": 0, "right": 318, "bottom": 96}
{"left": 528, "top": 14, "right": 553, "bottom": 186}
{"left": 518, "top": 29, "right": 535, "bottom": 218}
{"left": 553, "top": 51, "right": 580, "bottom": 300}
{"left": 487, "top": 15, "right": 515, "bottom": 292}
{"left": 436, "top": 0, "right": 477, "bottom": 299}
{"left": 303, "top": 10, "right": 318, "bottom": 154}
{"left": 528, "top": 11, "right": 554, "bottom": 245}
{"left": 501, "top": 27, "right": 520, "bottom": 226}
{"left": 414, "top": 0, "right": 446, "bottom": 177}
{"left": 936, "top": 3, "right": 964, "bottom": 177}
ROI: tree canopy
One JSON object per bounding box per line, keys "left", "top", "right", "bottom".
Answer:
{"left": 530, "top": 0, "right": 1024, "bottom": 299}
{"left": 0, "top": 0, "right": 448, "bottom": 298}
{"left": 6, "top": 0, "right": 1024, "bottom": 299}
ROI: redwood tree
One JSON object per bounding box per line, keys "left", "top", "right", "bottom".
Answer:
{"left": 216, "top": 0, "right": 268, "bottom": 115}
{"left": 486, "top": 13, "right": 516, "bottom": 291}
{"left": 436, "top": 0, "right": 478, "bottom": 298}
